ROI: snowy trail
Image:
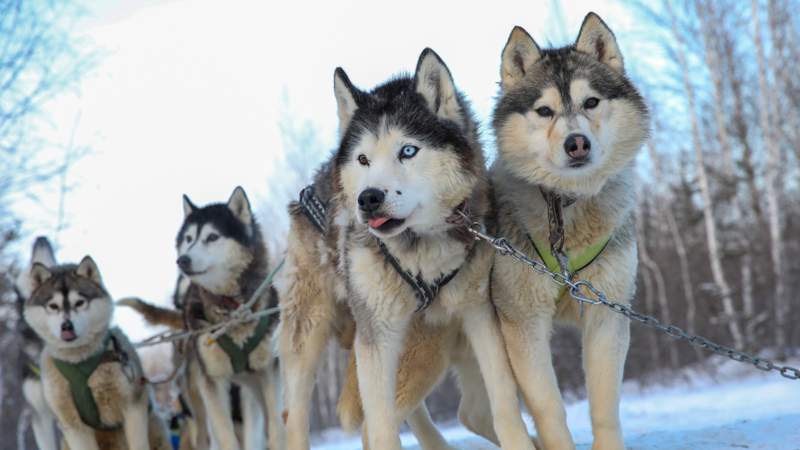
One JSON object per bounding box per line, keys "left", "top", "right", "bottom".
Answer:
{"left": 312, "top": 358, "right": 800, "bottom": 449}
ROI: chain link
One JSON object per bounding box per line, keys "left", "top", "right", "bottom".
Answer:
{"left": 461, "top": 217, "right": 800, "bottom": 381}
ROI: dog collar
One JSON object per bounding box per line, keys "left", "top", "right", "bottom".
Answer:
{"left": 51, "top": 333, "right": 128, "bottom": 431}
{"left": 377, "top": 239, "right": 461, "bottom": 312}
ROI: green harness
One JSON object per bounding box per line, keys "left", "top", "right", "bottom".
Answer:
{"left": 216, "top": 315, "right": 272, "bottom": 374}
{"left": 527, "top": 233, "right": 610, "bottom": 303}
{"left": 51, "top": 334, "right": 123, "bottom": 431}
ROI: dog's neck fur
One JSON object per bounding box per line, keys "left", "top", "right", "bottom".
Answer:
{"left": 494, "top": 159, "right": 636, "bottom": 252}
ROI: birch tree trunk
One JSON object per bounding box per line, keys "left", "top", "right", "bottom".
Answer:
{"left": 637, "top": 199, "right": 679, "bottom": 368}
{"left": 751, "top": 0, "right": 787, "bottom": 351}
{"left": 667, "top": 0, "right": 744, "bottom": 349}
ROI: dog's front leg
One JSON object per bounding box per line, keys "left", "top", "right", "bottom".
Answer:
{"left": 24, "top": 379, "right": 58, "bottom": 450}
{"left": 582, "top": 305, "right": 629, "bottom": 450}
{"left": 199, "top": 376, "right": 240, "bottom": 450}
{"left": 500, "top": 314, "right": 574, "bottom": 449}
{"left": 61, "top": 425, "right": 98, "bottom": 450}
{"left": 354, "top": 311, "right": 410, "bottom": 450}
{"left": 123, "top": 396, "right": 151, "bottom": 450}
{"left": 261, "top": 362, "right": 286, "bottom": 450}
{"left": 462, "top": 303, "right": 536, "bottom": 450}
{"left": 240, "top": 383, "right": 265, "bottom": 450}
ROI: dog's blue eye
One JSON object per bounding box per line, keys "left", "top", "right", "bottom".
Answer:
{"left": 185, "top": 235, "right": 192, "bottom": 244}
{"left": 206, "top": 233, "right": 219, "bottom": 243}
{"left": 399, "top": 145, "right": 419, "bottom": 160}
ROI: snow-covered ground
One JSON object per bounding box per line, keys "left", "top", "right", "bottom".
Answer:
{"left": 312, "top": 357, "right": 800, "bottom": 449}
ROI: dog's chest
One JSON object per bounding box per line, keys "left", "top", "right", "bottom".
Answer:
{"left": 42, "top": 356, "right": 137, "bottom": 433}
{"left": 197, "top": 326, "right": 274, "bottom": 378}
{"left": 347, "top": 239, "right": 480, "bottom": 318}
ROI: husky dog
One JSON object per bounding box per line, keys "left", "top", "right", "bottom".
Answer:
{"left": 490, "top": 13, "right": 649, "bottom": 449}
{"left": 23, "top": 256, "right": 172, "bottom": 450}
{"left": 15, "top": 237, "right": 59, "bottom": 450}
{"left": 277, "top": 48, "right": 534, "bottom": 450}
{"left": 119, "top": 189, "right": 281, "bottom": 450}
{"left": 172, "top": 186, "right": 283, "bottom": 450}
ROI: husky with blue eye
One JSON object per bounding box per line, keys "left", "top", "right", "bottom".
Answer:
{"left": 277, "top": 48, "right": 536, "bottom": 450}
{"left": 490, "top": 13, "right": 650, "bottom": 450}
{"left": 23, "top": 256, "right": 171, "bottom": 450}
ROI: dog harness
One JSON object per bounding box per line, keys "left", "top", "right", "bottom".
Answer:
{"left": 51, "top": 333, "right": 127, "bottom": 431}
{"left": 377, "top": 239, "right": 460, "bottom": 312}
{"left": 534, "top": 188, "right": 610, "bottom": 304}
{"left": 216, "top": 314, "right": 272, "bottom": 374}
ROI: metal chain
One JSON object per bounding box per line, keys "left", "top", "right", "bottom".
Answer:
{"left": 460, "top": 216, "right": 800, "bottom": 381}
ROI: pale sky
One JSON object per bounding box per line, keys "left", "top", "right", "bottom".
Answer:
{"left": 14, "top": 0, "right": 639, "bottom": 341}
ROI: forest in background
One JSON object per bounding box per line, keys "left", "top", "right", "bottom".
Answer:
{"left": 0, "top": 0, "right": 798, "bottom": 444}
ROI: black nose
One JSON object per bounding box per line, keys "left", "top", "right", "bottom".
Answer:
{"left": 176, "top": 255, "right": 191, "bottom": 271}
{"left": 61, "top": 320, "right": 74, "bottom": 332}
{"left": 564, "top": 133, "right": 591, "bottom": 159}
{"left": 358, "top": 188, "right": 385, "bottom": 212}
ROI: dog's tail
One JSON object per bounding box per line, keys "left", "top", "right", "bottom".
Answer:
{"left": 336, "top": 351, "right": 364, "bottom": 431}
{"left": 118, "top": 297, "right": 184, "bottom": 330}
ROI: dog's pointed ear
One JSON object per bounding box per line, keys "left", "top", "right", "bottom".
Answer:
{"left": 227, "top": 186, "right": 253, "bottom": 226}
{"left": 501, "top": 26, "right": 541, "bottom": 91}
{"left": 76, "top": 256, "right": 103, "bottom": 286}
{"left": 182, "top": 195, "right": 197, "bottom": 218}
{"left": 31, "top": 236, "right": 56, "bottom": 268}
{"left": 575, "top": 12, "right": 624, "bottom": 73}
{"left": 334, "top": 68, "right": 362, "bottom": 138}
{"left": 414, "top": 48, "right": 463, "bottom": 124}
{"left": 29, "top": 262, "right": 52, "bottom": 292}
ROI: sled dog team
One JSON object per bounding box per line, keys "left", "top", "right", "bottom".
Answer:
{"left": 18, "top": 13, "right": 649, "bottom": 450}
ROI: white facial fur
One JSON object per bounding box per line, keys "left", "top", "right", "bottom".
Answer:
{"left": 177, "top": 223, "right": 251, "bottom": 294}
{"left": 24, "top": 290, "right": 112, "bottom": 348}
{"left": 340, "top": 126, "right": 472, "bottom": 238}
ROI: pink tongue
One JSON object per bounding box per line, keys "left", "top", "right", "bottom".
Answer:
{"left": 61, "top": 329, "right": 77, "bottom": 341}
{"left": 368, "top": 217, "right": 390, "bottom": 228}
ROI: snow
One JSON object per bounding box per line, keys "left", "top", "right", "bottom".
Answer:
{"left": 312, "top": 357, "right": 800, "bottom": 449}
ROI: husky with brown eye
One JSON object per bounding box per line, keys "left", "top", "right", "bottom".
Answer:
{"left": 119, "top": 186, "right": 285, "bottom": 450}
{"left": 23, "top": 255, "right": 172, "bottom": 450}
{"left": 491, "top": 12, "right": 650, "bottom": 450}
{"left": 276, "top": 48, "right": 536, "bottom": 450}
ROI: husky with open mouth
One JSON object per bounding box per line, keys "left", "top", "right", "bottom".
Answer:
{"left": 23, "top": 256, "right": 171, "bottom": 450}
{"left": 490, "top": 13, "right": 649, "bottom": 450}
{"left": 15, "top": 237, "right": 60, "bottom": 450}
{"left": 277, "top": 48, "right": 535, "bottom": 450}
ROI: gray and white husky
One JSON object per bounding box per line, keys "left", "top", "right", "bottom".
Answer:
{"left": 278, "top": 48, "right": 535, "bottom": 450}
{"left": 490, "top": 13, "right": 649, "bottom": 450}
{"left": 23, "top": 255, "right": 171, "bottom": 450}
{"left": 15, "top": 237, "right": 59, "bottom": 450}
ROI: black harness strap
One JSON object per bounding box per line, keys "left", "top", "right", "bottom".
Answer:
{"left": 299, "top": 185, "right": 328, "bottom": 234}
{"left": 377, "top": 239, "right": 460, "bottom": 312}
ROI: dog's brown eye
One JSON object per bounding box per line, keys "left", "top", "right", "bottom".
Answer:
{"left": 74, "top": 300, "right": 85, "bottom": 308}
{"left": 185, "top": 235, "right": 192, "bottom": 244}
{"left": 357, "top": 154, "right": 369, "bottom": 166}
{"left": 206, "top": 233, "right": 219, "bottom": 243}
{"left": 583, "top": 97, "right": 600, "bottom": 109}
{"left": 48, "top": 304, "right": 58, "bottom": 311}
{"left": 535, "top": 106, "right": 554, "bottom": 118}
